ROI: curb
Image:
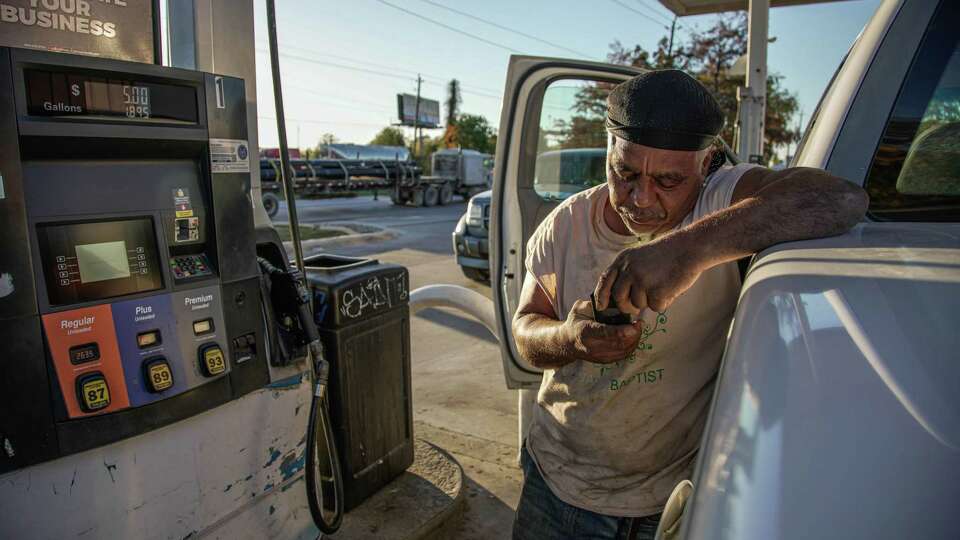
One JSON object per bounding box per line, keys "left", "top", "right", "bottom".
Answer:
{"left": 407, "top": 440, "right": 467, "bottom": 540}
{"left": 281, "top": 222, "right": 399, "bottom": 255}
{"left": 326, "top": 438, "right": 466, "bottom": 540}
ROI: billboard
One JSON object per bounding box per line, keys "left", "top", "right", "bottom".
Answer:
{"left": 397, "top": 93, "right": 440, "bottom": 128}
{"left": 0, "top": 0, "right": 157, "bottom": 64}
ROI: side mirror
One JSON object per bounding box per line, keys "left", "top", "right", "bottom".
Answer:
{"left": 655, "top": 480, "right": 693, "bottom": 540}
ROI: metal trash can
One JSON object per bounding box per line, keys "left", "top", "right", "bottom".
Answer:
{"left": 304, "top": 254, "right": 413, "bottom": 511}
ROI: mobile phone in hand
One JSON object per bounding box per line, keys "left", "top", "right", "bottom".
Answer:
{"left": 590, "top": 292, "right": 631, "bottom": 325}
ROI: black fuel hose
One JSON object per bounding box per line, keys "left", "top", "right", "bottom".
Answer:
{"left": 257, "top": 255, "right": 344, "bottom": 534}
{"left": 306, "top": 379, "right": 344, "bottom": 534}
{"left": 264, "top": 0, "right": 344, "bottom": 531}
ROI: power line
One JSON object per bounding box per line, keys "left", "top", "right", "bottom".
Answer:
{"left": 256, "top": 48, "right": 415, "bottom": 83}
{"left": 633, "top": 0, "right": 676, "bottom": 26}
{"left": 258, "top": 115, "right": 390, "bottom": 128}
{"left": 416, "top": 0, "right": 596, "bottom": 60}
{"left": 608, "top": 0, "right": 670, "bottom": 30}
{"left": 256, "top": 48, "right": 504, "bottom": 104}
{"left": 374, "top": 0, "right": 522, "bottom": 54}
{"left": 262, "top": 41, "right": 503, "bottom": 95}
{"left": 279, "top": 84, "right": 395, "bottom": 114}
{"left": 256, "top": 45, "right": 501, "bottom": 99}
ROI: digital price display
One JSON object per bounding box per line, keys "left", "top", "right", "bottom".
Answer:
{"left": 24, "top": 69, "right": 198, "bottom": 123}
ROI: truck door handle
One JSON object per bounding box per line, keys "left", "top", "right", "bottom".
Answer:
{"left": 504, "top": 273, "right": 515, "bottom": 279}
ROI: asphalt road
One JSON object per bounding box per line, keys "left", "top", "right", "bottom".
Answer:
{"left": 275, "top": 196, "right": 522, "bottom": 539}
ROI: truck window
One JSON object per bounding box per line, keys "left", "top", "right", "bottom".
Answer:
{"left": 865, "top": 1, "right": 960, "bottom": 221}
{"left": 533, "top": 79, "right": 610, "bottom": 201}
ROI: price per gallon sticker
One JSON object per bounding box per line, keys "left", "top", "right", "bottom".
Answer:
{"left": 210, "top": 138, "right": 250, "bottom": 174}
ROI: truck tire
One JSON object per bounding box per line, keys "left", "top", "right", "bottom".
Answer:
{"left": 411, "top": 188, "right": 425, "bottom": 207}
{"left": 262, "top": 192, "right": 280, "bottom": 218}
{"left": 390, "top": 191, "right": 403, "bottom": 205}
{"left": 439, "top": 183, "right": 454, "bottom": 205}
{"left": 424, "top": 185, "right": 439, "bottom": 207}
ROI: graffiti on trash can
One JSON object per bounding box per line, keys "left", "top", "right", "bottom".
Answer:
{"left": 384, "top": 273, "right": 408, "bottom": 301}
{"left": 338, "top": 272, "right": 408, "bottom": 319}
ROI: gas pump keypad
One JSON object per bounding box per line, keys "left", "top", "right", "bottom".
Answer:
{"left": 200, "top": 344, "right": 227, "bottom": 376}
{"left": 170, "top": 254, "right": 213, "bottom": 280}
{"left": 76, "top": 372, "right": 111, "bottom": 412}
{"left": 143, "top": 357, "right": 174, "bottom": 393}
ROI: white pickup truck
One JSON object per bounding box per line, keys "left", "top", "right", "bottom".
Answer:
{"left": 488, "top": 0, "right": 960, "bottom": 538}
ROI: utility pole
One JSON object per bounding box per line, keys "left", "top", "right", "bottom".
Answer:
{"left": 667, "top": 17, "right": 677, "bottom": 60}
{"left": 413, "top": 74, "right": 422, "bottom": 158}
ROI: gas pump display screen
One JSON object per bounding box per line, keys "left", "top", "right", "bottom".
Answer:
{"left": 37, "top": 218, "right": 164, "bottom": 306}
{"left": 24, "top": 69, "right": 198, "bottom": 124}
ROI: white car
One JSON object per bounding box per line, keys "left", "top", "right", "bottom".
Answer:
{"left": 489, "top": 0, "right": 960, "bottom": 538}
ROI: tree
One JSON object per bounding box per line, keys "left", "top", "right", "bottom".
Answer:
{"left": 569, "top": 13, "right": 799, "bottom": 163}
{"left": 319, "top": 133, "right": 337, "bottom": 145}
{"left": 369, "top": 126, "right": 406, "bottom": 146}
{"left": 453, "top": 113, "right": 497, "bottom": 154}
{"left": 443, "top": 79, "right": 462, "bottom": 148}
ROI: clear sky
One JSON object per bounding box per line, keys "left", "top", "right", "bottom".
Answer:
{"left": 252, "top": 0, "right": 881, "bottom": 151}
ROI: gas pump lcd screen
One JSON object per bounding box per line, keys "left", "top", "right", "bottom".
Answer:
{"left": 37, "top": 218, "right": 163, "bottom": 306}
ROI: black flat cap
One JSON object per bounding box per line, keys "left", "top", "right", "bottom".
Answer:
{"left": 605, "top": 70, "right": 723, "bottom": 151}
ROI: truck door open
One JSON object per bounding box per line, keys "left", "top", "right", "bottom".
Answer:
{"left": 491, "top": 56, "right": 642, "bottom": 388}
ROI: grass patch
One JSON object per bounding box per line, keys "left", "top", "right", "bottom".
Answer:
{"left": 274, "top": 224, "right": 348, "bottom": 242}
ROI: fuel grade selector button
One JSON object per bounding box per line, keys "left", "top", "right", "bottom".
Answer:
{"left": 192, "top": 318, "right": 213, "bottom": 335}
{"left": 199, "top": 344, "right": 226, "bottom": 376}
{"left": 143, "top": 357, "right": 174, "bottom": 393}
{"left": 136, "top": 329, "right": 161, "bottom": 349}
{"left": 76, "top": 372, "right": 111, "bottom": 412}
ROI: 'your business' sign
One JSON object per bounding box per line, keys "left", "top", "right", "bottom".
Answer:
{"left": 0, "top": 0, "right": 155, "bottom": 63}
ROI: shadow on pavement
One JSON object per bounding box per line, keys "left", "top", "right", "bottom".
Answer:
{"left": 453, "top": 475, "right": 518, "bottom": 539}
{"left": 414, "top": 308, "right": 498, "bottom": 345}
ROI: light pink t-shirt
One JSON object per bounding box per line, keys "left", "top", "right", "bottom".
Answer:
{"left": 524, "top": 163, "right": 757, "bottom": 517}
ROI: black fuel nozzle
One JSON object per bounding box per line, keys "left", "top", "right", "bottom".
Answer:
{"left": 285, "top": 269, "right": 330, "bottom": 399}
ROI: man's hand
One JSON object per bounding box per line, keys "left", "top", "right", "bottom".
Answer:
{"left": 594, "top": 236, "right": 702, "bottom": 316}
{"left": 561, "top": 299, "right": 645, "bottom": 363}
{"left": 595, "top": 167, "right": 867, "bottom": 316}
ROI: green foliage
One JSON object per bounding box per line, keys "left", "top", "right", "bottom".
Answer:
{"left": 369, "top": 126, "right": 406, "bottom": 146}
{"left": 573, "top": 12, "right": 799, "bottom": 164}
{"left": 451, "top": 113, "right": 497, "bottom": 154}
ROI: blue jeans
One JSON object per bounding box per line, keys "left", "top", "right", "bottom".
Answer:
{"left": 513, "top": 445, "right": 661, "bottom": 540}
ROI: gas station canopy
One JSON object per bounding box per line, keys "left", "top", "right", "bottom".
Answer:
{"left": 656, "top": 0, "right": 849, "bottom": 16}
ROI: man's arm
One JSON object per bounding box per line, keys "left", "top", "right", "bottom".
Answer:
{"left": 512, "top": 273, "right": 644, "bottom": 369}
{"left": 595, "top": 167, "right": 869, "bottom": 314}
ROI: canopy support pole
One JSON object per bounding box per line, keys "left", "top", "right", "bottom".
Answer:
{"left": 737, "top": 0, "right": 769, "bottom": 163}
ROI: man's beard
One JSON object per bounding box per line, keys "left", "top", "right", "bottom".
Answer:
{"left": 617, "top": 206, "right": 667, "bottom": 235}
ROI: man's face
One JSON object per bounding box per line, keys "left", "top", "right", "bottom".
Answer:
{"left": 606, "top": 136, "right": 711, "bottom": 236}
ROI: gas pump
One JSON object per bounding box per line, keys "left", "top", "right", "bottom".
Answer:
{"left": 0, "top": 46, "right": 347, "bottom": 537}
{"left": 0, "top": 46, "right": 270, "bottom": 468}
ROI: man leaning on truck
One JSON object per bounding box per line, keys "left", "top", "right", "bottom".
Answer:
{"left": 510, "top": 71, "right": 868, "bottom": 540}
